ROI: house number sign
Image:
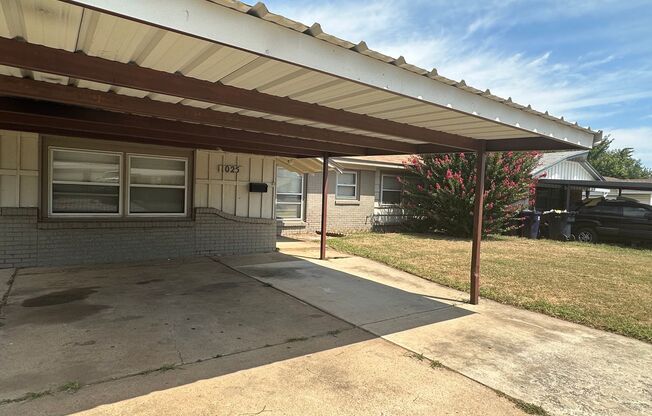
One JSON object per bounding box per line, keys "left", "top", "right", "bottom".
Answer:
{"left": 217, "top": 164, "right": 241, "bottom": 174}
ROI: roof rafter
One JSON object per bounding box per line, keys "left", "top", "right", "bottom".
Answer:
{"left": 0, "top": 111, "right": 329, "bottom": 158}
{"left": 0, "top": 75, "right": 418, "bottom": 154}
{"left": 0, "top": 97, "right": 365, "bottom": 156}
{"left": 0, "top": 37, "right": 480, "bottom": 151}
{"left": 0, "top": 121, "right": 303, "bottom": 157}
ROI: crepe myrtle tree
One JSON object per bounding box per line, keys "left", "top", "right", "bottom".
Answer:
{"left": 399, "top": 151, "right": 543, "bottom": 237}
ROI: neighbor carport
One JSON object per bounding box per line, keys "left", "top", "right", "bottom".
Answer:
{"left": 0, "top": 0, "right": 601, "bottom": 303}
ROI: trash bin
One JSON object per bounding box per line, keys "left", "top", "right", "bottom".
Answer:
{"left": 520, "top": 210, "right": 541, "bottom": 239}
{"left": 543, "top": 211, "right": 575, "bottom": 241}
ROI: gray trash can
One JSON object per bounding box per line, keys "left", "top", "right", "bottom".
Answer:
{"left": 544, "top": 211, "right": 575, "bottom": 241}
{"left": 520, "top": 210, "right": 541, "bottom": 239}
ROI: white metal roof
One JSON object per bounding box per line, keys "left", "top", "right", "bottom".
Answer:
{"left": 0, "top": 0, "right": 601, "bottom": 150}
{"left": 535, "top": 151, "right": 589, "bottom": 171}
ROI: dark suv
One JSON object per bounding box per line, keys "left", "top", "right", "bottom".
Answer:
{"left": 573, "top": 198, "right": 652, "bottom": 243}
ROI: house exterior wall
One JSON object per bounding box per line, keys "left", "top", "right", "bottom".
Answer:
{"left": 278, "top": 169, "right": 376, "bottom": 235}
{"left": 373, "top": 168, "right": 407, "bottom": 227}
{"left": 0, "top": 130, "right": 39, "bottom": 208}
{"left": 277, "top": 166, "right": 408, "bottom": 235}
{"left": 0, "top": 207, "right": 275, "bottom": 268}
{"left": 0, "top": 130, "right": 277, "bottom": 268}
{"left": 194, "top": 150, "right": 276, "bottom": 219}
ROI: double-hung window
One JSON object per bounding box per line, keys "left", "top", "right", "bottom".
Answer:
{"left": 336, "top": 171, "right": 358, "bottom": 200}
{"left": 49, "top": 147, "right": 188, "bottom": 217}
{"left": 276, "top": 167, "right": 304, "bottom": 219}
{"left": 128, "top": 155, "right": 187, "bottom": 215}
{"left": 50, "top": 148, "right": 122, "bottom": 215}
{"left": 381, "top": 174, "right": 402, "bottom": 205}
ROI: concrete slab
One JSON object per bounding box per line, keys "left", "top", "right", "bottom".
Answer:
{"left": 227, "top": 245, "right": 652, "bottom": 416}
{"left": 223, "top": 253, "right": 472, "bottom": 331}
{"left": 0, "top": 257, "right": 351, "bottom": 400}
{"left": 0, "top": 256, "right": 530, "bottom": 416}
{"left": 5, "top": 333, "right": 526, "bottom": 416}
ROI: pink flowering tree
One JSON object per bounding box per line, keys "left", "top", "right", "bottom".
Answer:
{"left": 400, "top": 151, "right": 543, "bottom": 237}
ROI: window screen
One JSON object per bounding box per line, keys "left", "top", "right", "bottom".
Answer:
{"left": 381, "top": 174, "right": 402, "bottom": 205}
{"left": 276, "top": 167, "right": 304, "bottom": 219}
{"left": 128, "top": 156, "right": 187, "bottom": 214}
{"left": 50, "top": 149, "right": 121, "bottom": 214}
{"left": 336, "top": 171, "right": 358, "bottom": 199}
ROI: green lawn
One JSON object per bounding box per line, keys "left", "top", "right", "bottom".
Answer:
{"left": 328, "top": 233, "right": 652, "bottom": 342}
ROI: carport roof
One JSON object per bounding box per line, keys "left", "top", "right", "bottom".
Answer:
{"left": 539, "top": 178, "right": 652, "bottom": 191}
{"left": 0, "top": 0, "right": 601, "bottom": 157}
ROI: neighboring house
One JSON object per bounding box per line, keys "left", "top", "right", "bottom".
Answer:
{"left": 534, "top": 150, "right": 652, "bottom": 208}
{"left": 276, "top": 156, "right": 407, "bottom": 235}
{"left": 601, "top": 177, "right": 652, "bottom": 205}
{"left": 533, "top": 150, "right": 604, "bottom": 211}
{"left": 277, "top": 150, "right": 637, "bottom": 234}
{"left": 532, "top": 150, "right": 603, "bottom": 182}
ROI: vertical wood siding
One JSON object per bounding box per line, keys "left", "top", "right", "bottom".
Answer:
{"left": 0, "top": 130, "right": 39, "bottom": 207}
{"left": 194, "top": 150, "right": 276, "bottom": 219}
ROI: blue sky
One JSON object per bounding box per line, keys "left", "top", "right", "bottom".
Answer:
{"left": 264, "top": 0, "right": 652, "bottom": 167}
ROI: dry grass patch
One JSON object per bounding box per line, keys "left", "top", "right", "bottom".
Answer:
{"left": 329, "top": 233, "right": 652, "bottom": 342}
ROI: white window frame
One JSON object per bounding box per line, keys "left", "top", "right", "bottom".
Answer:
{"left": 48, "top": 147, "right": 123, "bottom": 217}
{"left": 336, "top": 171, "right": 358, "bottom": 200}
{"left": 275, "top": 168, "right": 304, "bottom": 220}
{"left": 126, "top": 154, "right": 188, "bottom": 217}
{"left": 380, "top": 174, "right": 402, "bottom": 206}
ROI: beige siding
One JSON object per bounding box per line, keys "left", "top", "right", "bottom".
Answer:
{"left": 0, "top": 130, "right": 39, "bottom": 208}
{"left": 194, "top": 150, "right": 276, "bottom": 219}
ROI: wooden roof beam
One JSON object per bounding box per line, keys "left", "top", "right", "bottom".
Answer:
{"left": 0, "top": 75, "right": 416, "bottom": 154}
{"left": 0, "top": 37, "right": 479, "bottom": 151}
{"left": 0, "top": 97, "right": 365, "bottom": 156}
{"left": 0, "top": 112, "right": 326, "bottom": 157}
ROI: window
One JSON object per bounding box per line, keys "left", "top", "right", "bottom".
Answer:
{"left": 336, "top": 171, "right": 358, "bottom": 200}
{"left": 128, "top": 155, "right": 187, "bottom": 215}
{"left": 276, "top": 167, "right": 304, "bottom": 219}
{"left": 381, "top": 174, "right": 402, "bottom": 205}
{"left": 48, "top": 147, "right": 188, "bottom": 217}
{"left": 622, "top": 206, "right": 649, "bottom": 218}
{"left": 589, "top": 204, "right": 621, "bottom": 215}
{"left": 50, "top": 148, "right": 122, "bottom": 215}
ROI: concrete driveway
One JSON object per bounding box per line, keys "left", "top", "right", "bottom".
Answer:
{"left": 228, "top": 240, "right": 652, "bottom": 416}
{"left": 0, "top": 257, "right": 526, "bottom": 416}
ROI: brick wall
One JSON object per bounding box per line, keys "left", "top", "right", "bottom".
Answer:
{"left": 278, "top": 169, "right": 376, "bottom": 236}
{"left": 0, "top": 207, "right": 276, "bottom": 268}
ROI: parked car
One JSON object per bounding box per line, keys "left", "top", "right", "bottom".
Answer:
{"left": 573, "top": 197, "right": 652, "bottom": 243}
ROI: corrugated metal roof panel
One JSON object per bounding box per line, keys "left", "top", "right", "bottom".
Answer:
{"left": 199, "top": 0, "right": 597, "bottom": 135}
{"left": 319, "top": 89, "right": 392, "bottom": 109}
{"left": 0, "top": 0, "right": 599, "bottom": 151}
{"left": 0, "top": 64, "right": 22, "bottom": 78}
{"left": 222, "top": 59, "right": 300, "bottom": 89}
{"left": 0, "top": 0, "right": 82, "bottom": 51}
{"left": 183, "top": 46, "right": 259, "bottom": 82}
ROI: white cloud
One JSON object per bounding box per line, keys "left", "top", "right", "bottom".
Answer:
{"left": 607, "top": 127, "right": 652, "bottom": 167}
{"left": 274, "top": 0, "right": 401, "bottom": 43}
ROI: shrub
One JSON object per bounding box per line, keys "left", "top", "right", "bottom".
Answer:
{"left": 400, "top": 151, "right": 542, "bottom": 237}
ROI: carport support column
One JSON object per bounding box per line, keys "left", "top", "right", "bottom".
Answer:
{"left": 470, "top": 142, "right": 487, "bottom": 305}
{"left": 320, "top": 155, "right": 329, "bottom": 260}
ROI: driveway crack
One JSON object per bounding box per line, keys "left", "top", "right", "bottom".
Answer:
{"left": 166, "top": 314, "right": 184, "bottom": 365}
{"left": 0, "top": 268, "right": 18, "bottom": 316}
